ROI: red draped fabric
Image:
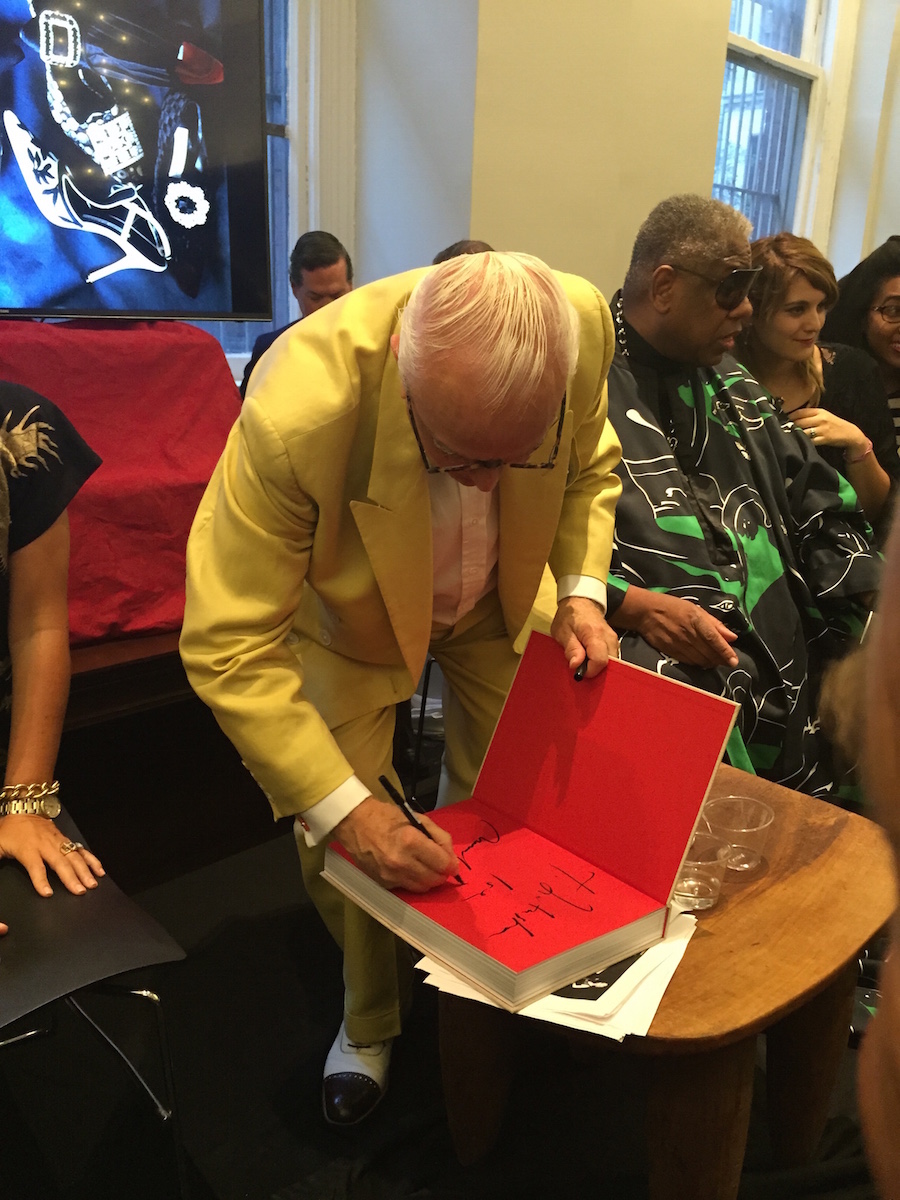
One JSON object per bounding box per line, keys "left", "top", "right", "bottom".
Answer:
{"left": 0, "top": 320, "right": 240, "bottom": 645}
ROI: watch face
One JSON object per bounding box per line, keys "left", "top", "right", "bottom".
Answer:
{"left": 40, "top": 796, "right": 61, "bottom": 819}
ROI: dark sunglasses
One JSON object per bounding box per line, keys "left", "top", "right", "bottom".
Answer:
{"left": 406, "top": 393, "right": 566, "bottom": 473}
{"left": 671, "top": 264, "right": 762, "bottom": 311}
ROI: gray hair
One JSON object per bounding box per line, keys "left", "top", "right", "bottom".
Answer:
{"left": 623, "top": 194, "right": 752, "bottom": 301}
{"left": 398, "top": 251, "right": 579, "bottom": 414}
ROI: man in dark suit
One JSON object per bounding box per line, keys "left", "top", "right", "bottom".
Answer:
{"left": 239, "top": 230, "right": 352, "bottom": 397}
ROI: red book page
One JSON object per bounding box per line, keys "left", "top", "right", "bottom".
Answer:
{"left": 396, "top": 799, "right": 660, "bottom": 973}
{"left": 473, "top": 634, "right": 738, "bottom": 904}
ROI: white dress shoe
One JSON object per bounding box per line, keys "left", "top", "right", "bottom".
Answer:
{"left": 322, "top": 1019, "right": 392, "bottom": 1126}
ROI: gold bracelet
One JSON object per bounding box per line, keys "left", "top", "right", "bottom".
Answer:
{"left": 0, "top": 780, "right": 61, "bottom": 818}
{"left": 0, "top": 780, "right": 60, "bottom": 800}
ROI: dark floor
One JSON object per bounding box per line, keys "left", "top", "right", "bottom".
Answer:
{"left": 0, "top": 698, "right": 881, "bottom": 1200}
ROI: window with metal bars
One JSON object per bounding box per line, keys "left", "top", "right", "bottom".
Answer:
{"left": 713, "top": 0, "right": 818, "bottom": 238}
{"left": 729, "top": 0, "right": 806, "bottom": 56}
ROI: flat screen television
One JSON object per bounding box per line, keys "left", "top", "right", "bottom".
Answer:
{"left": 0, "top": 0, "right": 271, "bottom": 319}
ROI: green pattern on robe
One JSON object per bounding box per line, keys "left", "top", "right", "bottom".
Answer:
{"left": 606, "top": 339, "right": 880, "bottom": 804}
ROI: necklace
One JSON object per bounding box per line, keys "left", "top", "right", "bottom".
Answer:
{"left": 615, "top": 293, "right": 681, "bottom": 449}
{"left": 614, "top": 294, "right": 629, "bottom": 357}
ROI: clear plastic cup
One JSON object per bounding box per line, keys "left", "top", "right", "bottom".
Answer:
{"left": 673, "top": 831, "right": 731, "bottom": 911}
{"left": 702, "top": 795, "right": 775, "bottom": 872}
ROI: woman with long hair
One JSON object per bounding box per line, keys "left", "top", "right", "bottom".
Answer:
{"left": 738, "top": 232, "right": 898, "bottom": 537}
{"left": 822, "top": 235, "right": 900, "bottom": 446}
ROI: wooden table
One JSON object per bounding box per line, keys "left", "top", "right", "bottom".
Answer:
{"left": 439, "top": 764, "right": 897, "bottom": 1199}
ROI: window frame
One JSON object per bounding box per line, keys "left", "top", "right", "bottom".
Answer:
{"left": 717, "top": 0, "right": 861, "bottom": 244}
{"left": 219, "top": 0, "right": 355, "bottom": 383}
{"left": 200, "top": 0, "right": 296, "bottom": 375}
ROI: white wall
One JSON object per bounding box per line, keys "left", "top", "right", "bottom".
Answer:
{"left": 353, "top": 0, "right": 894, "bottom": 294}
{"left": 829, "top": 0, "right": 900, "bottom": 275}
{"left": 866, "top": 6, "right": 900, "bottom": 253}
{"left": 470, "top": 0, "right": 732, "bottom": 298}
{"left": 355, "top": 0, "right": 479, "bottom": 283}
{"left": 354, "top": 0, "right": 730, "bottom": 297}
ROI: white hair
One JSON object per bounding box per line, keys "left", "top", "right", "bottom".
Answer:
{"left": 398, "top": 251, "right": 579, "bottom": 414}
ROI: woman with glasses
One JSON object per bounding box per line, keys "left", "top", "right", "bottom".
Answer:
{"left": 738, "top": 233, "right": 898, "bottom": 538}
{"left": 822, "top": 236, "right": 900, "bottom": 447}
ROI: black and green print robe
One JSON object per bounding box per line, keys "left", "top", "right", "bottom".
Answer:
{"left": 606, "top": 320, "right": 881, "bottom": 803}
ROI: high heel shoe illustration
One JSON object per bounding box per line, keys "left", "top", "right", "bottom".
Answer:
{"left": 3, "top": 109, "right": 171, "bottom": 283}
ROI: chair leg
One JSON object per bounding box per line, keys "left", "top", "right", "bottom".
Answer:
{"left": 67, "top": 993, "right": 171, "bottom": 1118}
{"left": 67, "top": 985, "right": 192, "bottom": 1200}
{"left": 0, "top": 1025, "right": 51, "bottom": 1050}
{"left": 0, "top": 1001, "right": 57, "bottom": 1050}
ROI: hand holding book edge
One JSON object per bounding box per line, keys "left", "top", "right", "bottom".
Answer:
{"left": 551, "top": 595, "right": 618, "bottom": 680}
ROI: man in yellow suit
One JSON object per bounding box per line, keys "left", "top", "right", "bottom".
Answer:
{"left": 180, "top": 252, "right": 621, "bottom": 1125}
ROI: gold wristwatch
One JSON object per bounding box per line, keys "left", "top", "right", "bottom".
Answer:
{"left": 0, "top": 781, "right": 61, "bottom": 819}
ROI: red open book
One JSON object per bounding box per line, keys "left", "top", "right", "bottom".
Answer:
{"left": 323, "top": 633, "right": 738, "bottom": 1010}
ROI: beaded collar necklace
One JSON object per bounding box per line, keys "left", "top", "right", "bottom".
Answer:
{"left": 613, "top": 293, "right": 683, "bottom": 449}
{"left": 614, "top": 294, "right": 629, "bottom": 357}
{"left": 613, "top": 291, "right": 744, "bottom": 455}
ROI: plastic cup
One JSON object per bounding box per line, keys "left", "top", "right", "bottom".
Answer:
{"left": 672, "top": 831, "right": 730, "bottom": 911}
{"left": 702, "top": 795, "right": 775, "bottom": 872}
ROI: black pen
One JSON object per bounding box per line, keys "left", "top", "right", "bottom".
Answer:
{"left": 574, "top": 659, "right": 588, "bottom": 681}
{"left": 378, "top": 774, "right": 463, "bottom": 885}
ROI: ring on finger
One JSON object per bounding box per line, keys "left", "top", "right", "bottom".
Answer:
{"left": 59, "top": 840, "right": 83, "bottom": 856}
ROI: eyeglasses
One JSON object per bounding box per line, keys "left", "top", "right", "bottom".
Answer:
{"left": 871, "top": 301, "right": 900, "bottom": 325}
{"left": 406, "top": 393, "right": 566, "bottom": 474}
{"left": 670, "top": 264, "right": 762, "bottom": 311}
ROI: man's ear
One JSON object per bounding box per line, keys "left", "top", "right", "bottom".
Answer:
{"left": 390, "top": 332, "right": 400, "bottom": 360}
{"left": 649, "top": 265, "right": 678, "bottom": 313}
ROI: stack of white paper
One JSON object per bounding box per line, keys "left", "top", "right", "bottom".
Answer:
{"left": 417, "top": 910, "right": 696, "bottom": 1041}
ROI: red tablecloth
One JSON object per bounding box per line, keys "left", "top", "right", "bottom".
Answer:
{"left": 0, "top": 320, "right": 240, "bottom": 645}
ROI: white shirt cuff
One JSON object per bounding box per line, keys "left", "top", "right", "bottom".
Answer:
{"left": 295, "top": 775, "right": 372, "bottom": 846}
{"left": 556, "top": 574, "right": 608, "bottom": 614}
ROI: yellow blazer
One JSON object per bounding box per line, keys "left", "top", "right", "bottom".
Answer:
{"left": 180, "top": 267, "right": 621, "bottom": 817}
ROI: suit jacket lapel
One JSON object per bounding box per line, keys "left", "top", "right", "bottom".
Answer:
{"left": 496, "top": 407, "right": 573, "bottom": 636}
{"left": 350, "top": 355, "right": 433, "bottom": 683}
{"left": 351, "top": 362, "right": 575, "bottom": 671}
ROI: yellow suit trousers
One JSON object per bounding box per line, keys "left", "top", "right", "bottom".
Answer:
{"left": 294, "top": 591, "right": 519, "bottom": 1044}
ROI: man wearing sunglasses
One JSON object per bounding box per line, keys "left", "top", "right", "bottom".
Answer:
{"left": 604, "top": 193, "right": 880, "bottom": 802}
{"left": 180, "top": 251, "right": 622, "bottom": 1125}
